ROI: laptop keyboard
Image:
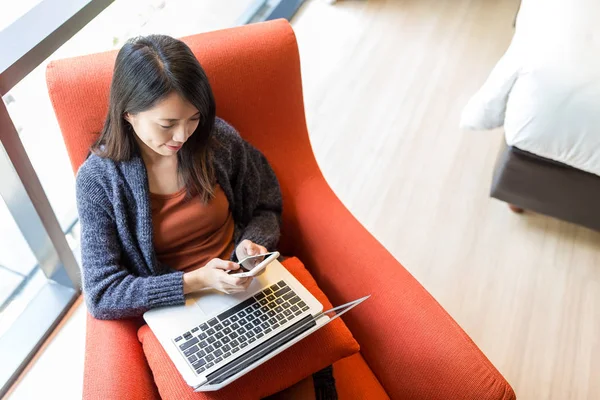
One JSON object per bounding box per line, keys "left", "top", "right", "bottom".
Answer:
{"left": 173, "top": 280, "right": 311, "bottom": 375}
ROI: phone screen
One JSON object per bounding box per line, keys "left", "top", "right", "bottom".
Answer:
{"left": 238, "top": 253, "right": 273, "bottom": 272}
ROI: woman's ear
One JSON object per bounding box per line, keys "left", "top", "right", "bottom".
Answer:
{"left": 123, "top": 112, "right": 132, "bottom": 124}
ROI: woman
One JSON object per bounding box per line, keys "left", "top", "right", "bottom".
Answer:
{"left": 76, "top": 34, "right": 336, "bottom": 399}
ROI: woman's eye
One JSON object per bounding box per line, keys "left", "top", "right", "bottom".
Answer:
{"left": 190, "top": 118, "right": 200, "bottom": 122}
{"left": 160, "top": 124, "right": 174, "bottom": 129}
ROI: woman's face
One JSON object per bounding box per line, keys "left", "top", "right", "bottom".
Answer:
{"left": 125, "top": 91, "right": 200, "bottom": 158}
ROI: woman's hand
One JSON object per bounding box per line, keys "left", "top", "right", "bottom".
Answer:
{"left": 183, "top": 258, "right": 252, "bottom": 295}
{"left": 236, "top": 239, "right": 268, "bottom": 261}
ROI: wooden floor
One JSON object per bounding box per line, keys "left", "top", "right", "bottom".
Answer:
{"left": 294, "top": 1, "right": 600, "bottom": 399}
{"left": 8, "top": 1, "right": 600, "bottom": 399}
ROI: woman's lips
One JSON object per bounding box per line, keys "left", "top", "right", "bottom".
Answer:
{"left": 166, "top": 144, "right": 182, "bottom": 151}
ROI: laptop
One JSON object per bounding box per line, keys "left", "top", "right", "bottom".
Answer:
{"left": 143, "top": 258, "right": 369, "bottom": 392}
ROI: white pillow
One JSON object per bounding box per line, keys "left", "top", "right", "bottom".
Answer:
{"left": 459, "top": 42, "right": 520, "bottom": 130}
{"left": 460, "top": 0, "right": 600, "bottom": 131}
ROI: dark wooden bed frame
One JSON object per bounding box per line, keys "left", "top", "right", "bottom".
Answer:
{"left": 491, "top": 142, "right": 600, "bottom": 232}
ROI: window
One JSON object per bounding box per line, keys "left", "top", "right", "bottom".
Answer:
{"left": 0, "top": 197, "right": 40, "bottom": 338}
{"left": 0, "top": 1, "right": 44, "bottom": 32}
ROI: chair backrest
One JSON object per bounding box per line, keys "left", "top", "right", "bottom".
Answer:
{"left": 46, "top": 19, "right": 322, "bottom": 253}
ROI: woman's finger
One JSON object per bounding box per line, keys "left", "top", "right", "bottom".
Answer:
{"left": 222, "top": 284, "right": 244, "bottom": 294}
{"left": 245, "top": 241, "right": 258, "bottom": 256}
{"left": 223, "top": 273, "right": 245, "bottom": 287}
{"left": 233, "top": 277, "right": 253, "bottom": 290}
{"left": 235, "top": 276, "right": 250, "bottom": 286}
{"left": 214, "top": 260, "right": 239, "bottom": 271}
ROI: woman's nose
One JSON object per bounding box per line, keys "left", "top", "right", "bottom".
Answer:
{"left": 172, "top": 127, "right": 187, "bottom": 143}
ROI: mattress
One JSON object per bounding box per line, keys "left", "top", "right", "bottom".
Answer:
{"left": 461, "top": 0, "right": 600, "bottom": 177}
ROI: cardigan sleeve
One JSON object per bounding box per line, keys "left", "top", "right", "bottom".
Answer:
{"left": 76, "top": 165, "right": 185, "bottom": 320}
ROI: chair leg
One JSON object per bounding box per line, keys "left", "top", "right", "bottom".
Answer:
{"left": 508, "top": 204, "right": 524, "bottom": 214}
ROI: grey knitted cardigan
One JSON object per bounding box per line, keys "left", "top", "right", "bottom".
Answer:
{"left": 76, "top": 118, "right": 282, "bottom": 320}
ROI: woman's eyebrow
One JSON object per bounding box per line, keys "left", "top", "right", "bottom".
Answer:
{"left": 158, "top": 111, "right": 201, "bottom": 122}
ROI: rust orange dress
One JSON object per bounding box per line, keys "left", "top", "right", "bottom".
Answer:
{"left": 150, "top": 185, "right": 235, "bottom": 272}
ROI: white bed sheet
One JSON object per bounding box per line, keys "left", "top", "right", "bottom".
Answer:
{"left": 461, "top": 0, "right": 600, "bottom": 176}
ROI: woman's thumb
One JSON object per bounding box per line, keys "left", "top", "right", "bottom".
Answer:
{"left": 214, "top": 260, "right": 238, "bottom": 271}
{"left": 225, "top": 261, "right": 239, "bottom": 270}
{"left": 246, "top": 242, "right": 257, "bottom": 256}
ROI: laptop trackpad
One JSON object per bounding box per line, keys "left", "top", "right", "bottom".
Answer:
{"left": 195, "top": 291, "right": 238, "bottom": 315}
{"left": 194, "top": 280, "right": 262, "bottom": 316}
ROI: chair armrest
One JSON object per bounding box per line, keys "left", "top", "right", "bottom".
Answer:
{"left": 83, "top": 312, "right": 160, "bottom": 400}
{"left": 289, "top": 177, "right": 516, "bottom": 400}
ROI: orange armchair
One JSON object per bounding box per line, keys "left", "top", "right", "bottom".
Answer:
{"left": 46, "top": 20, "right": 516, "bottom": 400}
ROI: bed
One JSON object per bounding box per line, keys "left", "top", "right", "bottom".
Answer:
{"left": 461, "top": 0, "right": 600, "bottom": 231}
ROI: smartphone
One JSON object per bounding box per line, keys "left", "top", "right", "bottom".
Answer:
{"left": 230, "top": 251, "right": 280, "bottom": 278}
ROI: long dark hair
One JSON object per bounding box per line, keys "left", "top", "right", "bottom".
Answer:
{"left": 92, "top": 34, "right": 216, "bottom": 202}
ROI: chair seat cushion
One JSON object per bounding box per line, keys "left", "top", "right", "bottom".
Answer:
{"left": 333, "top": 352, "right": 390, "bottom": 400}
{"left": 138, "top": 256, "right": 360, "bottom": 400}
